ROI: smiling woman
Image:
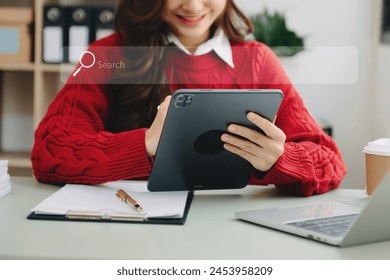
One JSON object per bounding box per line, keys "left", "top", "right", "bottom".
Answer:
{"left": 31, "top": 0, "right": 347, "bottom": 197}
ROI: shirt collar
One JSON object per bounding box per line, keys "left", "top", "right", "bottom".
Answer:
{"left": 166, "top": 28, "right": 235, "bottom": 68}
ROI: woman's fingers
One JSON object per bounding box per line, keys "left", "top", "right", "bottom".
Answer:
{"left": 221, "top": 113, "right": 286, "bottom": 172}
{"left": 145, "top": 95, "right": 172, "bottom": 156}
{"left": 247, "top": 113, "right": 285, "bottom": 142}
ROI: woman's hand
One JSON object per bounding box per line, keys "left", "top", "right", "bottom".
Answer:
{"left": 145, "top": 95, "right": 171, "bottom": 156}
{"left": 221, "top": 112, "right": 286, "bottom": 172}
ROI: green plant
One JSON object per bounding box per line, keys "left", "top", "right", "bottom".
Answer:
{"left": 251, "top": 9, "right": 305, "bottom": 56}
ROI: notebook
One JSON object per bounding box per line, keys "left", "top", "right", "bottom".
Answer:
{"left": 28, "top": 181, "right": 193, "bottom": 225}
{"left": 236, "top": 173, "right": 390, "bottom": 247}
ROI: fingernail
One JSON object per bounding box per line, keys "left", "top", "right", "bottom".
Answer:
{"left": 248, "top": 113, "right": 255, "bottom": 120}
{"left": 228, "top": 125, "right": 237, "bottom": 132}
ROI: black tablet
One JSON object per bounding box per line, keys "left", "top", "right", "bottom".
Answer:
{"left": 147, "top": 89, "right": 283, "bottom": 192}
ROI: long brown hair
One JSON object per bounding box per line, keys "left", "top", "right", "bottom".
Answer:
{"left": 108, "top": 0, "right": 254, "bottom": 132}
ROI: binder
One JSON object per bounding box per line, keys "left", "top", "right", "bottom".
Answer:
{"left": 66, "top": 6, "right": 91, "bottom": 64}
{"left": 27, "top": 181, "right": 193, "bottom": 225}
{"left": 43, "top": 5, "right": 66, "bottom": 63}
{"left": 93, "top": 6, "right": 115, "bottom": 41}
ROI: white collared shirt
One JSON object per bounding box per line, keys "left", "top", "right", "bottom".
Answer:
{"left": 166, "top": 28, "right": 235, "bottom": 68}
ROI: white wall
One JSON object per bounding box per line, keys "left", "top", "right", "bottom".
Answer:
{"left": 374, "top": 45, "right": 390, "bottom": 138}
{"left": 237, "top": 0, "right": 377, "bottom": 189}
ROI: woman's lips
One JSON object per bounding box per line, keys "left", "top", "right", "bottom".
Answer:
{"left": 176, "top": 14, "right": 206, "bottom": 25}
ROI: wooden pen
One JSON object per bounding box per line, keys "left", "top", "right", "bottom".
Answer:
{"left": 116, "top": 189, "right": 144, "bottom": 212}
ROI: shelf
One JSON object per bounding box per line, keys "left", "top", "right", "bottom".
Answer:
{"left": 39, "top": 63, "right": 75, "bottom": 73}
{"left": 0, "top": 63, "right": 35, "bottom": 72}
{"left": 0, "top": 63, "right": 76, "bottom": 73}
{"left": 0, "top": 151, "right": 31, "bottom": 169}
{"left": 1, "top": 0, "right": 116, "bottom": 173}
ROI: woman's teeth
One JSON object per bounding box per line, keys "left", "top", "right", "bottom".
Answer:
{"left": 179, "top": 15, "right": 203, "bottom": 21}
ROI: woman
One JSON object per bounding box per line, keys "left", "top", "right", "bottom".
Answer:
{"left": 31, "top": 0, "right": 347, "bottom": 196}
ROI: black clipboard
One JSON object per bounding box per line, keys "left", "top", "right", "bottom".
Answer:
{"left": 27, "top": 191, "right": 193, "bottom": 225}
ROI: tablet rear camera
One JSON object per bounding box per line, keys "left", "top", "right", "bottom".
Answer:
{"left": 175, "top": 94, "right": 193, "bottom": 108}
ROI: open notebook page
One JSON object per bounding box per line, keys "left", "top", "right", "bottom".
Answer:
{"left": 31, "top": 181, "right": 189, "bottom": 218}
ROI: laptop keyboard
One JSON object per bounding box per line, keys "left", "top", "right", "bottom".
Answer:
{"left": 286, "top": 214, "right": 359, "bottom": 237}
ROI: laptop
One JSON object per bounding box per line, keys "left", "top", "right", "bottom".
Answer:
{"left": 236, "top": 173, "right": 390, "bottom": 247}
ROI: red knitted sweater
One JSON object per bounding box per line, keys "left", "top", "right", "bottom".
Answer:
{"left": 31, "top": 34, "right": 347, "bottom": 196}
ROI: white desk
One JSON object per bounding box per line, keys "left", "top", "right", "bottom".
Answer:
{"left": 1, "top": 177, "right": 390, "bottom": 260}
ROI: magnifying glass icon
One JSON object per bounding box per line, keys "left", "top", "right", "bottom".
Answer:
{"left": 73, "top": 51, "right": 96, "bottom": 77}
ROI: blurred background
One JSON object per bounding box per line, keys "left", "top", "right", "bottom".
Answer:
{"left": 0, "top": 0, "right": 389, "bottom": 190}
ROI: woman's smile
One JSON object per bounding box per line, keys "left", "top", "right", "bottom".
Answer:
{"left": 175, "top": 14, "right": 207, "bottom": 26}
{"left": 163, "top": 0, "right": 227, "bottom": 50}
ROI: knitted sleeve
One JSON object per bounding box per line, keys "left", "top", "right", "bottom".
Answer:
{"left": 31, "top": 80, "right": 153, "bottom": 185}
{"left": 248, "top": 45, "right": 347, "bottom": 196}
{"left": 31, "top": 35, "right": 154, "bottom": 185}
{"left": 31, "top": 81, "right": 152, "bottom": 185}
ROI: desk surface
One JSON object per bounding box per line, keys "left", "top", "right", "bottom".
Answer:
{"left": 1, "top": 177, "right": 390, "bottom": 260}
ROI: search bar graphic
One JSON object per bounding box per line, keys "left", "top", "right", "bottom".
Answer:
{"left": 73, "top": 51, "right": 96, "bottom": 77}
